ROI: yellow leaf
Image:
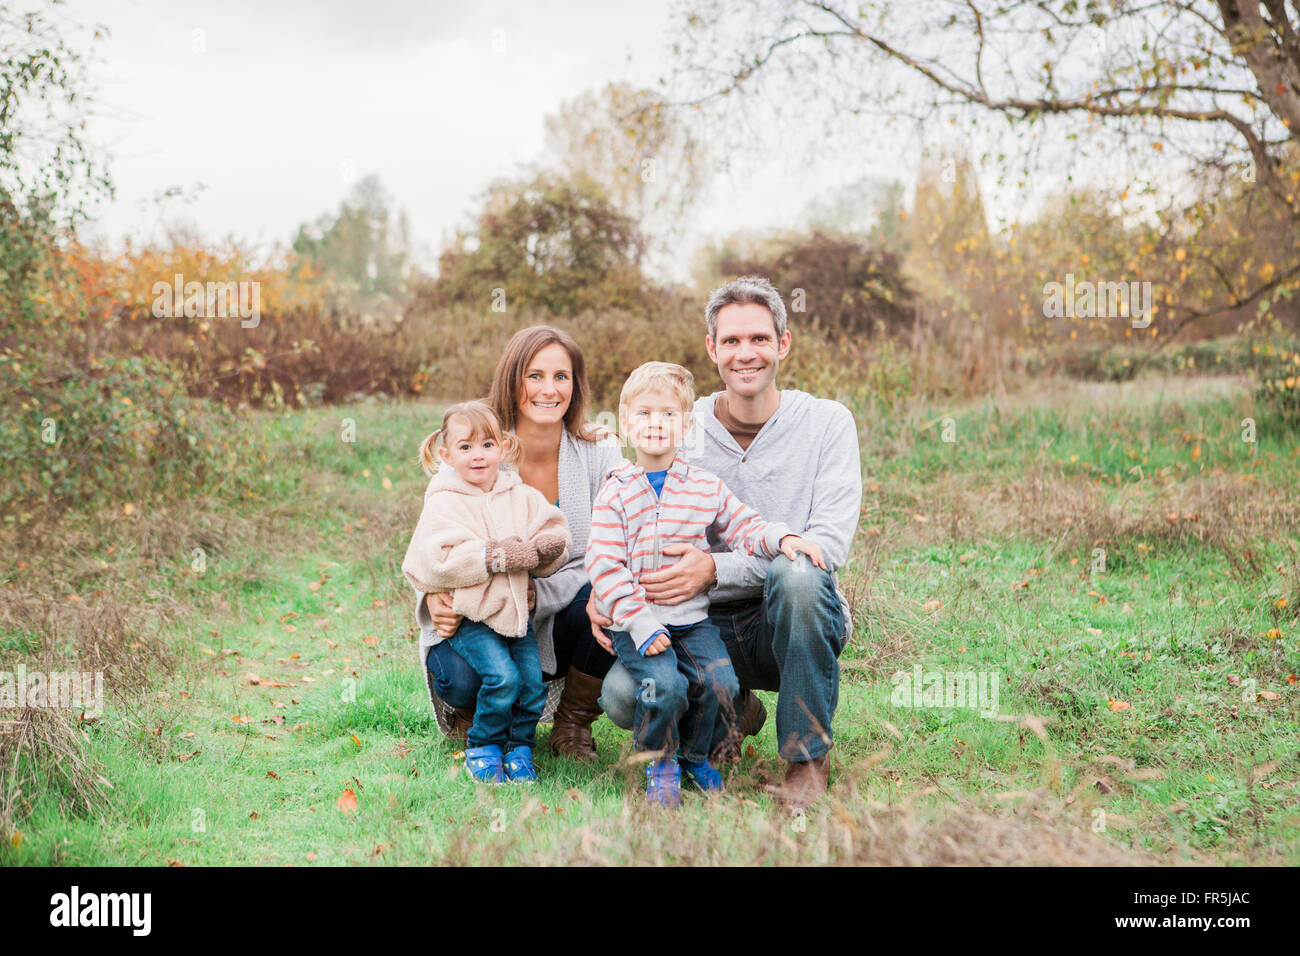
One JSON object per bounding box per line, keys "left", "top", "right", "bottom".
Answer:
{"left": 1108, "top": 699, "right": 1131, "bottom": 712}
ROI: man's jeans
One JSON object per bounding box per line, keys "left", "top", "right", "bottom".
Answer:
{"left": 602, "top": 555, "right": 846, "bottom": 762}
{"left": 600, "top": 618, "right": 738, "bottom": 763}
{"left": 440, "top": 618, "right": 545, "bottom": 751}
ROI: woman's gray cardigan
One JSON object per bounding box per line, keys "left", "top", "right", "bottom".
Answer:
{"left": 411, "top": 426, "right": 623, "bottom": 733}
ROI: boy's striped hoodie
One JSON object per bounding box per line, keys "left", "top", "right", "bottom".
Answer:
{"left": 585, "top": 455, "right": 790, "bottom": 651}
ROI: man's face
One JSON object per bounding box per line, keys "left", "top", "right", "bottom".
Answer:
{"left": 620, "top": 388, "right": 690, "bottom": 458}
{"left": 706, "top": 302, "right": 791, "bottom": 399}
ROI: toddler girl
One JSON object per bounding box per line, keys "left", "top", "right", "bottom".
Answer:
{"left": 402, "top": 401, "right": 571, "bottom": 783}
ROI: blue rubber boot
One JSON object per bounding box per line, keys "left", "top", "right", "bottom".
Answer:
{"left": 465, "top": 745, "right": 506, "bottom": 784}
{"left": 504, "top": 745, "right": 539, "bottom": 784}
{"left": 680, "top": 756, "right": 724, "bottom": 793}
{"left": 645, "top": 757, "right": 682, "bottom": 808}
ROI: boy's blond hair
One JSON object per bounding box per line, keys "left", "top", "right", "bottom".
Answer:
{"left": 618, "top": 362, "right": 696, "bottom": 419}
{"left": 418, "top": 400, "right": 523, "bottom": 476}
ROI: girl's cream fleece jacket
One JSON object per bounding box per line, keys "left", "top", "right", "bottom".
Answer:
{"left": 402, "top": 468, "right": 571, "bottom": 639}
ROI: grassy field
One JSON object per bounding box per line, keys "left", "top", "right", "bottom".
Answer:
{"left": 2, "top": 373, "right": 1298, "bottom": 865}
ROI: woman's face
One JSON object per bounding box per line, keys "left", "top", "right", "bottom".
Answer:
{"left": 517, "top": 342, "right": 574, "bottom": 427}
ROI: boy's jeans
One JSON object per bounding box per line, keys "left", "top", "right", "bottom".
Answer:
{"left": 601, "top": 555, "right": 846, "bottom": 762}
{"left": 449, "top": 618, "right": 546, "bottom": 751}
{"left": 605, "top": 619, "right": 738, "bottom": 763}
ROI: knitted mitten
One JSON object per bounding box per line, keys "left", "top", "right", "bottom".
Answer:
{"left": 485, "top": 536, "right": 539, "bottom": 573}
{"left": 533, "top": 532, "right": 568, "bottom": 564}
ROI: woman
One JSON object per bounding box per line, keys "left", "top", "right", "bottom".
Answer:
{"left": 413, "top": 326, "right": 623, "bottom": 760}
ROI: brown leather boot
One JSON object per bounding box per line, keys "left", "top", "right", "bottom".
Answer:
{"left": 447, "top": 706, "right": 474, "bottom": 747}
{"left": 778, "top": 752, "right": 830, "bottom": 811}
{"left": 710, "top": 689, "right": 767, "bottom": 765}
{"left": 548, "top": 666, "right": 603, "bottom": 761}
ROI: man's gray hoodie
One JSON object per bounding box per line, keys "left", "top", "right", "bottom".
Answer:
{"left": 684, "top": 388, "right": 862, "bottom": 635}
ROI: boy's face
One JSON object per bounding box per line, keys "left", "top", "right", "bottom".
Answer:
{"left": 437, "top": 420, "right": 503, "bottom": 488}
{"left": 620, "top": 388, "right": 691, "bottom": 458}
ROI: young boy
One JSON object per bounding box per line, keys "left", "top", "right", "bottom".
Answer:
{"left": 585, "top": 362, "right": 824, "bottom": 807}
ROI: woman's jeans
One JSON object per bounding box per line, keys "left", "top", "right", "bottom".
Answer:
{"left": 605, "top": 618, "right": 738, "bottom": 763}
{"left": 438, "top": 617, "right": 545, "bottom": 751}
{"left": 425, "top": 583, "right": 613, "bottom": 711}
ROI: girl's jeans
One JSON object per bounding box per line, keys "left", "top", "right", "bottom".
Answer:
{"left": 441, "top": 618, "right": 545, "bottom": 751}
{"left": 426, "top": 583, "right": 610, "bottom": 708}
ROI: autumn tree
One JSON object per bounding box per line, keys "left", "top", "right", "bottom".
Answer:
{"left": 670, "top": 0, "right": 1300, "bottom": 342}
{"left": 423, "top": 172, "right": 651, "bottom": 316}
{"left": 544, "top": 82, "right": 708, "bottom": 276}
{"left": 1, "top": 0, "right": 112, "bottom": 341}
{"left": 292, "top": 174, "right": 412, "bottom": 322}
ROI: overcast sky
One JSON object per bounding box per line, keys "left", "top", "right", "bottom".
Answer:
{"left": 60, "top": 0, "right": 1168, "bottom": 285}
{"left": 64, "top": 0, "right": 901, "bottom": 281}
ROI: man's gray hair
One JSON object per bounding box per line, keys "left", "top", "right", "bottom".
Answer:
{"left": 705, "top": 275, "right": 787, "bottom": 340}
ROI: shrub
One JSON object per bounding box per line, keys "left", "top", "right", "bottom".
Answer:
{"left": 0, "top": 350, "right": 223, "bottom": 521}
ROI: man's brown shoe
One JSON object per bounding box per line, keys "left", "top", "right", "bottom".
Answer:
{"left": 548, "top": 666, "right": 603, "bottom": 761}
{"left": 710, "top": 689, "right": 767, "bottom": 765}
{"left": 778, "top": 753, "right": 830, "bottom": 811}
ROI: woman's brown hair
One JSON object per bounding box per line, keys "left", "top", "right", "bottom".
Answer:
{"left": 418, "top": 401, "right": 523, "bottom": 477}
{"left": 487, "top": 325, "right": 609, "bottom": 443}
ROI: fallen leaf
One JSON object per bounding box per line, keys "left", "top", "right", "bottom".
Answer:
{"left": 174, "top": 750, "right": 201, "bottom": 763}
{"left": 336, "top": 789, "right": 358, "bottom": 814}
{"left": 1108, "top": 699, "right": 1131, "bottom": 713}
{"left": 922, "top": 599, "right": 943, "bottom": 612}
{"left": 306, "top": 852, "right": 318, "bottom": 861}
{"left": 351, "top": 734, "right": 362, "bottom": 748}
{"left": 249, "top": 811, "right": 259, "bottom": 820}
{"left": 1257, "top": 690, "right": 1282, "bottom": 702}
{"left": 231, "top": 714, "right": 252, "bottom": 724}
{"left": 266, "top": 770, "right": 279, "bottom": 780}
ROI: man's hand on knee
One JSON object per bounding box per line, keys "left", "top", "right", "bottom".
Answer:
{"left": 639, "top": 545, "right": 716, "bottom": 605}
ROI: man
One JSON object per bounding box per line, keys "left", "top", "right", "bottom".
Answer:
{"left": 592, "top": 275, "right": 862, "bottom": 810}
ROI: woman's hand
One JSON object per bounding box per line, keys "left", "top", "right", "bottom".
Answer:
{"left": 426, "top": 592, "right": 462, "bottom": 639}
{"left": 585, "top": 589, "right": 614, "bottom": 654}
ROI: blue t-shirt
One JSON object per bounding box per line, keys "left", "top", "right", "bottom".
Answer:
{"left": 646, "top": 469, "right": 668, "bottom": 498}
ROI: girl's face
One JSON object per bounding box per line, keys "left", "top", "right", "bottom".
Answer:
{"left": 437, "top": 419, "right": 504, "bottom": 488}
{"left": 518, "top": 343, "right": 573, "bottom": 427}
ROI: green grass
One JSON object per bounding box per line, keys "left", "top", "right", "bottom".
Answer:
{"left": 3, "top": 375, "right": 1298, "bottom": 865}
